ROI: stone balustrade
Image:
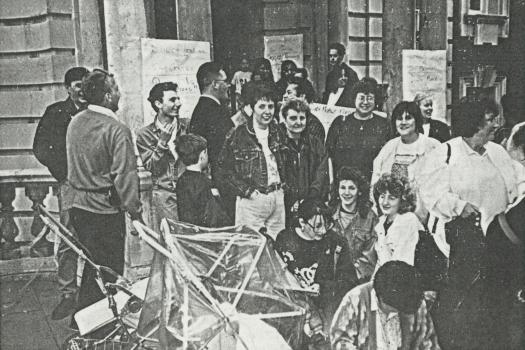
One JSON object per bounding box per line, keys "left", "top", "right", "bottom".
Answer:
{"left": 0, "top": 167, "right": 155, "bottom": 280}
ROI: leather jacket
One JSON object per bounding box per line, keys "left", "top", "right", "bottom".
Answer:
{"left": 217, "top": 117, "right": 289, "bottom": 198}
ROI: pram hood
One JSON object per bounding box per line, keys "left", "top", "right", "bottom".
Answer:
{"left": 135, "top": 219, "right": 307, "bottom": 350}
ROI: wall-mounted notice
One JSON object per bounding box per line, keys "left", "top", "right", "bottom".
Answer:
{"left": 402, "top": 50, "right": 447, "bottom": 123}
{"left": 141, "top": 38, "right": 211, "bottom": 125}
{"left": 264, "top": 34, "right": 303, "bottom": 81}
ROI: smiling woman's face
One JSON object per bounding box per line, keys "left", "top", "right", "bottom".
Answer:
{"left": 338, "top": 180, "right": 358, "bottom": 207}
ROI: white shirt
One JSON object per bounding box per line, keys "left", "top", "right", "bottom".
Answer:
{"left": 422, "top": 123, "right": 430, "bottom": 137}
{"left": 370, "top": 289, "right": 401, "bottom": 350}
{"left": 418, "top": 137, "right": 517, "bottom": 234}
{"left": 327, "top": 87, "right": 345, "bottom": 106}
{"left": 374, "top": 212, "right": 422, "bottom": 269}
{"left": 87, "top": 104, "right": 118, "bottom": 120}
{"left": 253, "top": 125, "right": 280, "bottom": 185}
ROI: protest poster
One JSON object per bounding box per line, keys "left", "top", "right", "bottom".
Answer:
{"left": 141, "top": 38, "right": 211, "bottom": 125}
{"left": 402, "top": 50, "right": 447, "bottom": 123}
{"left": 310, "top": 103, "right": 387, "bottom": 137}
{"left": 263, "top": 34, "right": 303, "bottom": 80}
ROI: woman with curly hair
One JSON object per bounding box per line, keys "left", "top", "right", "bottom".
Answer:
{"left": 331, "top": 166, "right": 378, "bottom": 282}
{"left": 373, "top": 173, "right": 423, "bottom": 271}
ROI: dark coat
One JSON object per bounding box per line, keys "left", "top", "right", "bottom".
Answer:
{"left": 33, "top": 97, "right": 80, "bottom": 182}
{"left": 189, "top": 96, "right": 234, "bottom": 177}
{"left": 428, "top": 118, "right": 451, "bottom": 143}
{"left": 484, "top": 197, "right": 525, "bottom": 350}
{"left": 322, "top": 63, "right": 359, "bottom": 108}
{"left": 306, "top": 111, "right": 326, "bottom": 142}
{"left": 216, "top": 117, "right": 288, "bottom": 198}
{"left": 280, "top": 129, "right": 329, "bottom": 210}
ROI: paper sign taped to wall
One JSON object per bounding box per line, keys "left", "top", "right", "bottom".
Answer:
{"left": 264, "top": 34, "right": 303, "bottom": 81}
{"left": 141, "top": 38, "right": 211, "bottom": 125}
{"left": 402, "top": 50, "right": 447, "bottom": 123}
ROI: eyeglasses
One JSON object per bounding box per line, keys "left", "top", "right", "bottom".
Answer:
{"left": 306, "top": 216, "right": 334, "bottom": 233}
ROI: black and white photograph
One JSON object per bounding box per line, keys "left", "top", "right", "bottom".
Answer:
{"left": 1, "top": 0, "right": 524, "bottom": 349}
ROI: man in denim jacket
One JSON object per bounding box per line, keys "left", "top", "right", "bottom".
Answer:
{"left": 217, "top": 82, "right": 288, "bottom": 239}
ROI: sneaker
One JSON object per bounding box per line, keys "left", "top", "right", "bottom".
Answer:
{"left": 51, "top": 295, "right": 77, "bottom": 320}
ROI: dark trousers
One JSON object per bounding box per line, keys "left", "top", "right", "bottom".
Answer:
{"left": 70, "top": 208, "right": 125, "bottom": 311}
{"left": 434, "top": 216, "right": 489, "bottom": 350}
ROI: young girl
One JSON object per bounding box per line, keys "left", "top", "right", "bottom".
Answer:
{"left": 331, "top": 166, "right": 378, "bottom": 282}
{"left": 372, "top": 173, "right": 422, "bottom": 270}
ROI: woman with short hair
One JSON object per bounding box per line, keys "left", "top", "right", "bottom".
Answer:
{"left": 418, "top": 100, "right": 518, "bottom": 350}
{"left": 326, "top": 78, "right": 392, "bottom": 180}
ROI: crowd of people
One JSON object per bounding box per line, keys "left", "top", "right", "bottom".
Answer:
{"left": 32, "top": 42, "right": 525, "bottom": 349}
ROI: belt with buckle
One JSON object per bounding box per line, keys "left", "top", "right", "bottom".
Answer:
{"left": 258, "top": 183, "right": 282, "bottom": 194}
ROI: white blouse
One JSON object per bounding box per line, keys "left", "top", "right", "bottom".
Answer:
{"left": 374, "top": 212, "right": 422, "bottom": 269}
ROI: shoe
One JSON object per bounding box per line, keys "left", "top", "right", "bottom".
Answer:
{"left": 51, "top": 295, "right": 77, "bottom": 320}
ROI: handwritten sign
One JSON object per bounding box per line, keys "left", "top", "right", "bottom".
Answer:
{"left": 141, "top": 38, "right": 211, "bottom": 125}
{"left": 310, "top": 103, "right": 387, "bottom": 137}
{"left": 402, "top": 50, "right": 447, "bottom": 123}
{"left": 264, "top": 34, "right": 303, "bottom": 80}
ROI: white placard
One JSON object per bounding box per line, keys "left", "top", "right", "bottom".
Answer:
{"left": 141, "top": 38, "right": 211, "bottom": 125}
{"left": 309, "top": 103, "right": 387, "bottom": 137}
{"left": 402, "top": 50, "right": 447, "bottom": 123}
{"left": 264, "top": 34, "right": 303, "bottom": 81}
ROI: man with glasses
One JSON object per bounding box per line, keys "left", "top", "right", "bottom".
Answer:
{"left": 190, "top": 62, "right": 235, "bottom": 221}
{"left": 190, "top": 62, "right": 234, "bottom": 181}
{"left": 274, "top": 199, "right": 357, "bottom": 345}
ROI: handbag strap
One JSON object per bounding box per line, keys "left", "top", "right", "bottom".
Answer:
{"left": 497, "top": 213, "right": 523, "bottom": 246}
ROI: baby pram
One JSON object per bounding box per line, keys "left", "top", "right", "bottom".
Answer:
{"left": 132, "top": 218, "right": 309, "bottom": 350}
{"left": 38, "top": 205, "right": 152, "bottom": 350}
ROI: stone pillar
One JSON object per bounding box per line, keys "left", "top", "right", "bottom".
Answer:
{"left": 177, "top": 0, "right": 213, "bottom": 44}
{"left": 383, "top": 0, "right": 415, "bottom": 116}
{"left": 327, "top": 0, "right": 348, "bottom": 47}
{"left": 312, "top": 0, "right": 329, "bottom": 97}
{"left": 73, "top": 0, "right": 104, "bottom": 68}
{"left": 419, "top": 0, "right": 447, "bottom": 50}
{"left": 103, "top": 0, "right": 148, "bottom": 131}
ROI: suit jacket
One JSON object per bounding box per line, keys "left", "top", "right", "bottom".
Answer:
{"left": 189, "top": 96, "right": 234, "bottom": 177}
{"left": 33, "top": 97, "right": 80, "bottom": 182}
{"left": 428, "top": 119, "right": 451, "bottom": 143}
{"left": 322, "top": 63, "right": 359, "bottom": 107}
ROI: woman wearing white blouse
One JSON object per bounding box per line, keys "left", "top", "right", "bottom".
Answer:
{"left": 418, "top": 101, "right": 518, "bottom": 350}
{"left": 372, "top": 102, "right": 440, "bottom": 219}
{"left": 372, "top": 174, "right": 422, "bottom": 270}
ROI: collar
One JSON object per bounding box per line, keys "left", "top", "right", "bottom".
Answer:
{"left": 202, "top": 94, "right": 221, "bottom": 106}
{"left": 88, "top": 105, "right": 118, "bottom": 120}
{"left": 370, "top": 289, "right": 398, "bottom": 320}
{"left": 460, "top": 137, "right": 487, "bottom": 156}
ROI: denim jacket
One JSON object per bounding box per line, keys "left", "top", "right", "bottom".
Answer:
{"left": 217, "top": 117, "right": 288, "bottom": 198}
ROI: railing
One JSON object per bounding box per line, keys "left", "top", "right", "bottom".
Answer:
{"left": 0, "top": 168, "right": 155, "bottom": 280}
{"left": 0, "top": 168, "right": 58, "bottom": 262}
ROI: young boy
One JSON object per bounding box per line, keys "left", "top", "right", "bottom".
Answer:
{"left": 175, "top": 134, "right": 216, "bottom": 226}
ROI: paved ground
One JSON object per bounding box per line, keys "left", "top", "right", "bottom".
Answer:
{"left": 1, "top": 274, "right": 75, "bottom": 350}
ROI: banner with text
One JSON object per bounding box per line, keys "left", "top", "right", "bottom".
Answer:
{"left": 141, "top": 38, "right": 211, "bottom": 125}
{"left": 402, "top": 50, "right": 447, "bottom": 123}
{"left": 264, "top": 34, "right": 303, "bottom": 81}
{"left": 310, "top": 103, "right": 387, "bottom": 137}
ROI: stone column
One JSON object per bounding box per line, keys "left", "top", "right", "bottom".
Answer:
{"left": 327, "top": 0, "right": 348, "bottom": 47}
{"left": 383, "top": 0, "right": 416, "bottom": 116}
{"left": 73, "top": 0, "right": 104, "bottom": 69}
{"left": 419, "top": 0, "right": 447, "bottom": 50}
{"left": 177, "top": 0, "right": 213, "bottom": 43}
{"left": 103, "top": 0, "right": 148, "bottom": 131}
